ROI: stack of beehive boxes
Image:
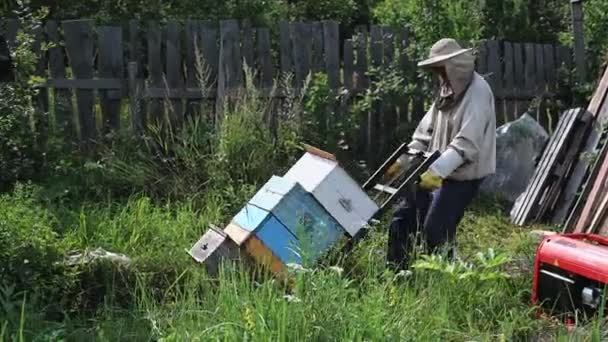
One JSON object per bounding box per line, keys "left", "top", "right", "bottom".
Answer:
{"left": 189, "top": 146, "right": 379, "bottom": 280}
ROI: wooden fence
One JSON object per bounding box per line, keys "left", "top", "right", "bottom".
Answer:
{"left": 1, "top": 19, "right": 574, "bottom": 165}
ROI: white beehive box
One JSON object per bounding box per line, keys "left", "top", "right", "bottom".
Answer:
{"left": 284, "top": 146, "right": 379, "bottom": 237}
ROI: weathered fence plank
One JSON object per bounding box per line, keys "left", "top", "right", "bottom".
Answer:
{"left": 513, "top": 43, "right": 526, "bottom": 115}
{"left": 343, "top": 39, "right": 354, "bottom": 90}
{"left": 98, "top": 26, "right": 124, "bottom": 133}
{"left": 323, "top": 21, "right": 340, "bottom": 89}
{"left": 166, "top": 21, "right": 184, "bottom": 128}
{"left": 279, "top": 21, "right": 293, "bottom": 77}
{"left": 46, "top": 20, "right": 75, "bottom": 138}
{"left": 256, "top": 28, "right": 273, "bottom": 90}
{"left": 398, "top": 28, "right": 411, "bottom": 123}
{"left": 185, "top": 20, "right": 202, "bottom": 118}
{"left": 311, "top": 22, "right": 324, "bottom": 73}
{"left": 487, "top": 40, "right": 503, "bottom": 124}
{"left": 504, "top": 42, "right": 516, "bottom": 122}
{"left": 292, "top": 22, "right": 312, "bottom": 89}
{"left": 200, "top": 21, "right": 219, "bottom": 90}
{"left": 4, "top": 19, "right": 19, "bottom": 46}
{"left": 129, "top": 20, "right": 147, "bottom": 126}
{"left": 147, "top": 22, "right": 164, "bottom": 126}
{"left": 216, "top": 20, "right": 243, "bottom": 120}
{"left": 355, "top": 26, "right": 368, "bottom": 90}
{"left": 62, "top": 20, "right": 96, "bottom": 143}
{"left": 128, "top": 62, "right": 145, "bottom": 134}
{"left": 241, "top": 20, "right": 255, "bottom": 70}
{"left": 524, "top": 43, "right": 536, "bottom": 93}
{"left": 368, "top": 25, "right": 383, "bottom": 166}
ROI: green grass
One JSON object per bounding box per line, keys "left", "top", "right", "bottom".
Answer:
{"left": 0, "top": 185, "right": 606, "bottom": 341}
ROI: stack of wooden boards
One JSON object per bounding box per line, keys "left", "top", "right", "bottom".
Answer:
{"left": 510, "top": 65, "right": 608, "bottom": 233}
{"left": 189, "top": 145, "right": 379, "bottom": 280}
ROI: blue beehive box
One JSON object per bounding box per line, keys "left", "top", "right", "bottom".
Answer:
{"left": 232, "top": 176, "right": 346, "bottom": 265}
{"left": 232, "top": 204, "right": 302, "bottom": 265}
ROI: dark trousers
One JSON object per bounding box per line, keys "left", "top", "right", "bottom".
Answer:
{"left": 387, "top": 178, "right": 483, "bottom": 270}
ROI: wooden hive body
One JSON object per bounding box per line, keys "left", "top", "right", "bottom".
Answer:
{"left": 284, "top": 151, "right": 379, "bottom": 237}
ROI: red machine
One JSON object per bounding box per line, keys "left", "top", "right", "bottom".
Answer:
{"left": 532, "top": 234, "right": 608, "bottom": 320}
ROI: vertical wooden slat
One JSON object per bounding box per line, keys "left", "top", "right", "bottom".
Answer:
{"left": 513, "top": 43, "right": 525, "bottom": 115}
{"left": 355, "top": 26, "right": 369, "bottom": 157}
{"left": 503, "top": 42, "right": 515, "bottom": 122}
{"left": 256, "top": 28, "right": 275, "bottom": 132}
{"left": 311, "top": 22, "right": 324, "bottom": 73}
{"left": 62, "top": 20, "right": 96, "bottom": 143}
{"left": 477, "top": 40, "right": 488, "bottom": 75}
{"left": 382, "top": 27, "right": 395, "bottom": 67}
{"left": 4, "top": 19, "right": 19, "bottom": 47}
{"left": 216, "top": 20, "right": 243, "bottom": 121}
{"left": 544, "top": 44, "right": 556, "bottom": 90}
{"left": 355, "top": 26, "right": 368, "bottom": 90}
{"left": 291, "top": 22, "right": 312, "bottom": 90}
{"left": 241, "top": 20, "right": 255, "bottom": 70}
{"left": 487, "top": 40, "right": 503, "bottom": 124}
{"left": 524, "top": 43, "right": 536, "bottom": 94}
{"left": 368, "top": 25, "right": 383, "bottom": 167}
{"left": 147, "top": 22, "right": 164, "bottom": 126}
{"left": 166, "top": 21, "right": 184, "bottom": 129}
{"left": 185, "top": 20, "right": 201, "bottom": 118}
{"left": 343, "top": 39, "right": 354, "bottom": 91}
{"left": 535, "top": 44, "right": 548, "bottom": 128}
{"left": 323, "top": 21, "right": 340, "bottom": 89}
{"left": 97, "top": 26, "right": 123, "bottom": 133}
{"left": 31, "top": 25, "right": 49, "bottom": 149}
{"left": 571, "top": 0, "right": 587, "bottom": 83}
{"left": 46, "top": 21, "right": 75, "bottom": 138}
{"left": 279, "top": 21, "right": 293, "bottom": 77}
{"left": 398, "top": 28, "right": 411, "bottom": 123}
{"left": 128, "top": 62, "right": 144, "bottom": 134}
{"left": 256, "top": 28, "right": 273, "bottom": 91}
{"left": 129, "top": 20, "right": 147, "bottom": 128}
{"left": 200, "top": 21, "right": 219, "bottom": 90}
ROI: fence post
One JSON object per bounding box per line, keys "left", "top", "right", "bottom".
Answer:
{"left": 571, "top": 0, "right": 587, "bottom": 83}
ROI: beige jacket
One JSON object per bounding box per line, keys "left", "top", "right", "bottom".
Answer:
{"left": 408, "top": 58, "right": 496, "bottom": 181}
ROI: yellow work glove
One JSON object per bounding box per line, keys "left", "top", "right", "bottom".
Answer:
{"left": 419, "top": 170, "right": 443, "bottom": 190}
{"left": 385, "top": 154, "right": 410, "bottom": 179}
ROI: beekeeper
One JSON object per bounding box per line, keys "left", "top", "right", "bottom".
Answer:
{"left": 386, "top": 38, "right": 496, "bottom": 269}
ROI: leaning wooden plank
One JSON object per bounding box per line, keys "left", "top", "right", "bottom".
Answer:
{"left": 572, "top": 148, "right": 608, "bottom": 233}
{"left": 147, "top": 22, "right": 164, "bottom": 126}
{"left": 46, "top": 20, "right": 76, "bottom": 139}
{"left": 256, "top": 28, "right": 274, "bottom": 90}
{"left": 554, "top": 66, "right": 608, "bottom": 226}
{"left": 323, "top": 21, "right": 340, "bottom": 89}
{"left": 534, "top": 111, "right": 592, "bottom": 222}
{"left": 97, "top": 26, "right": 124, "bottom": 133}
{"left": 62, "top": 20, "right": 96, "bottom": 143}
{"left": 511, "top": 108, "right": 583, "bottom": 226}
{"left": 511, "top": 108, "right": 573, "bottom": 224}
{"left": 590, "top": 194, "right": 608, "bottom": 234}
{"left": 397, "top": 28, "right": 411, "bottom": 123}
{"left": 565, "top": 137, "right": 608, "bottom": 232}
{"left": 166, "top": 21, "right": 184, "bottom": 129}
{"left": 476, "top": 40, "right": 488, "bottom": 75}
{"left": 544, "top": 44, "right": 557, "bottom": 91}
